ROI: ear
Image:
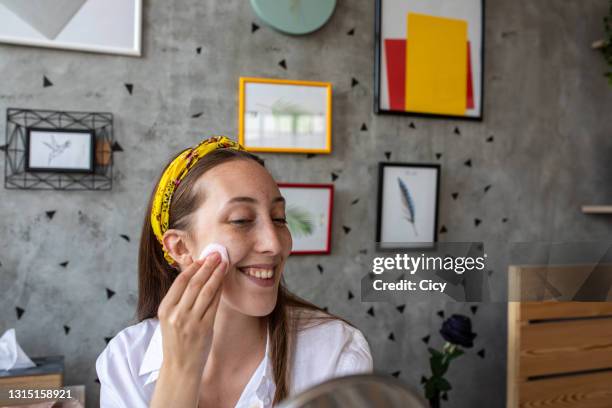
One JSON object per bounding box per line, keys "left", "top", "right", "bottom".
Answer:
{"left": 162, "top": 229, "right": 195, "bottom": 267}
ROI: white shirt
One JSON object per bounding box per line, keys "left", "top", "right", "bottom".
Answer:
{"left": 96, "top": 316, "right": 373, "bottom": 408}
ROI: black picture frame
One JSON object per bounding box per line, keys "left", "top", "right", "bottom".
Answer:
{"left": 25, "top": 128, "right": 95, "bottom": 173}
{"left": 375, "top": 162, "right": 441, "bottom": 251}
{"left": 373, "top": 0, "right": 486, "bottom": 121}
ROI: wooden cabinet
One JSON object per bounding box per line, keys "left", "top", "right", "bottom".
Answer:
{"left": 508, "top": 265, "right": 612, "bottom": 408}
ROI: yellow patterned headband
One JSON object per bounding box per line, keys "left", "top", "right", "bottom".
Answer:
{"left": 151, "top": 136, "right": 246, "bottom": 266}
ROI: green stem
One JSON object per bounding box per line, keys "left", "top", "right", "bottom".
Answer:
{"left": 442, "top": 342, "right": 456, "bottom": 365}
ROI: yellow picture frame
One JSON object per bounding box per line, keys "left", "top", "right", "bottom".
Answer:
{"left": 238, "top": 77, "right": 332, "bottom": 154}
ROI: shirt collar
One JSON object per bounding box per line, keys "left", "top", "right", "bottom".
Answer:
{"left": 138, "top": 318, "right": 273, "bottom": 390}
{"left": 255, "top": 333, "right": 274, "bottom": 400}
{"left": 138, "top": 319, "right": 163, "bottom": 385}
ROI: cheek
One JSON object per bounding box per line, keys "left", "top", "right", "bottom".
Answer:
{"left": 199, "top": 227, "right": 251, "bottom": 266}
{"left": 284, "top": 229, "right": 293, "bottom": 255}
{"left": 218, "top": 226, "right": 292, "bottom": 264}
{"left": 223, "top": 238, "right": 250, "bottom": 266}
{"left": 274, "top": 226, "right": 292, "bottom": 256}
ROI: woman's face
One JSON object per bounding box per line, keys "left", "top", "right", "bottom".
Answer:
{"left": 183, "top": 158, "right": 292, "bottom": 317}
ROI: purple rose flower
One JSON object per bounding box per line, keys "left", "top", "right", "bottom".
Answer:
{"left": 439, "top": 314, "right": 476, "bottom": 348}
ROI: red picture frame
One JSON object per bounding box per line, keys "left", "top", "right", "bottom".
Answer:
{"left": 277, "top": 182, "right": 334, "bottom": 255}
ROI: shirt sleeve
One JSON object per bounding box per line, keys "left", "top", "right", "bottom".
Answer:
{"left": 334, "top": 327, "right": 374, "bottom": 376}
{"left": 96, "top": 345, "right": 131, "bottom": 408}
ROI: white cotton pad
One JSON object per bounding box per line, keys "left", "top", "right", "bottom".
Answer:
{"left": 198, "top": 243, "right": 229, "bottom": 263}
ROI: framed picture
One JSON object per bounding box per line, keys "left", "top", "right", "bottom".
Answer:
{"left": 0, "top": 0, "right": 142, "bottom": 56}
{"left": 374, "top": 0, "right": 485, "bottom": 120}
{"left": 376, "top": 163, "right": 440, "bottom": 250}
{"left": 25, "top": 128, "right": 95, "bottom": 173}
{"left": 239, "top": 77, "right": 332, "bottom": 154}
{"left": 277, "top": 183, "right": 334, "bottom": 254}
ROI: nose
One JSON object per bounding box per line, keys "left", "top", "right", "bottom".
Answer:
{"left": 254, "top": 217, "right": 284, "bottom": 256}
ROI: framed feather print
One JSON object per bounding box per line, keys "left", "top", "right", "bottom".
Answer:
{"left": 376, "top": 163, "right": 440, "bottom": 250}
{"left": 277, "top": 183, "right": 334, "bottom": 254}
{"left": 374, "top": 0, "right": 485, "bottom": 120}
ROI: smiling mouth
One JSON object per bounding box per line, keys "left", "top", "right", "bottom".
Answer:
{"left": 237, "top": 265, "right": 276, "bottom": 280}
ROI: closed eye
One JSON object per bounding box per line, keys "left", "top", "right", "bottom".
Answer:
{"left": 230, "top": 219, "right": 252, "bottom": 225}
{"left": 230, "top": 218, "right": 287, "bottom": 226}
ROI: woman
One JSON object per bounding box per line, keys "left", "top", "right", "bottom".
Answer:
{"left": 95, "top": 136, "right": 373, "bottom": 408}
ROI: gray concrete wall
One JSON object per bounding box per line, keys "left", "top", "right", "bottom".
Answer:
{"left": 1, "top": 1, "right": 611, "bottom": 407}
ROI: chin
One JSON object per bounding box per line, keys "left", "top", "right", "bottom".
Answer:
{"left": 249, "top": 305, "right": 277, "bottom": 317}
{"left": 244, "top": 292, "right": 279, "bottom": 317}
{"left": 221, "top": 288, "right": 279, "bottom": 317}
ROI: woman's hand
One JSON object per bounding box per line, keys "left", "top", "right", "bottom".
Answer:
{"left": 150, "top": 252, "right": 228, "bottom": 408}
{"left": 158, "top": 251, "right": 228, "bottom": 372}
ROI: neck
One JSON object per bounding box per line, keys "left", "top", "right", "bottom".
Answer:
{"left": 205, "top": 299, "right": 267, "bottom": 376}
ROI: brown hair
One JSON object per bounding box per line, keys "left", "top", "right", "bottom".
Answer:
{"left": 137, "top": 147, "right": 348, "bottom": 404}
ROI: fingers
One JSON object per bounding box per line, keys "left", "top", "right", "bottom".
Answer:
{"left": 201, "top": 282, "right": 222, "bottom": 324}
{"left": 192, "top": 260, "right": 228, "bottom": 320}
{"left": 160, "top": 257, "right": 204, "bottom": 309}
{"left": 176, "top": 253, "right": 222, "bottom": 311}
{"left": 184, "top": 255, "right": 195, "bottom": 267}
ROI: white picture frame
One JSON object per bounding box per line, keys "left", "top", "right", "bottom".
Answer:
{"left": 0, "top": 0, "right": 142, "bottom": 56}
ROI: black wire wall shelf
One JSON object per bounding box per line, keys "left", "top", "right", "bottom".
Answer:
{"left": 4, "top": 108, "right": 114, "bottom": 191}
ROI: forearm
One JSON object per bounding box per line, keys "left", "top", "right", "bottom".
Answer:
{"left": 149, "top": 362, "right": 201, "bottom": 408}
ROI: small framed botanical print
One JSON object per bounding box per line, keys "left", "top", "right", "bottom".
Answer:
{"left": 376, "top": 162, "right": 440, "bottom": 250}
{"left": 239, "top": 77, "right": 332, "bottom": 154}
{"left": 25, "top": 128, "right": 95, "bottom": 173}
{"left": 277, "top": 183, "right": 334, "bottom": 254}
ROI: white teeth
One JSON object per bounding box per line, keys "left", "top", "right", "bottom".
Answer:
{"left": 240, "top": 267, "right": 274, "bottom": 279}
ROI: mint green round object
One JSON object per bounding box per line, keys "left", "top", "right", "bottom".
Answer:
{"left": 250, "top": 0, "right": 337, "bottom": 35}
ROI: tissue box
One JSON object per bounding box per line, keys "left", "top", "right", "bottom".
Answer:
{"left": 0, "top": 356, "right": 63, "bottom": 406}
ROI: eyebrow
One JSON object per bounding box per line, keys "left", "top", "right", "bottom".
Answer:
{"left": 226, "top": 196, "right": 285, "bottom": 205}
